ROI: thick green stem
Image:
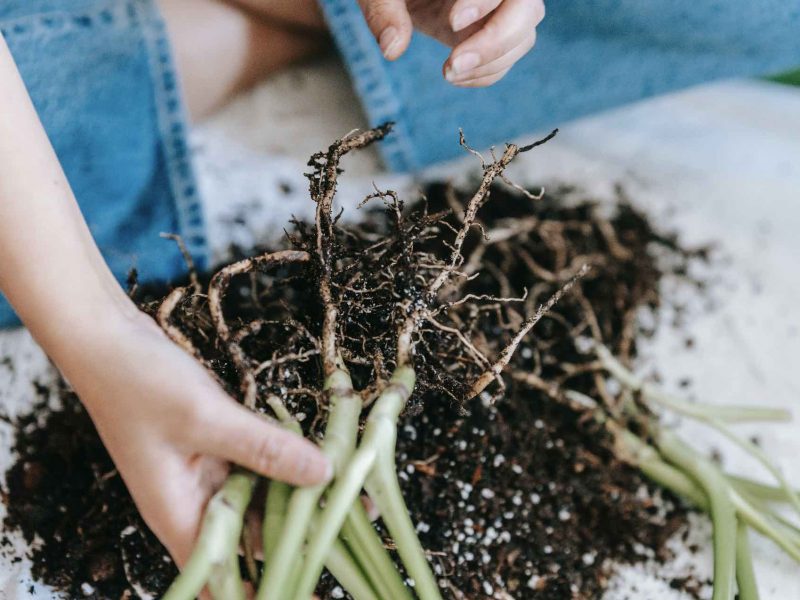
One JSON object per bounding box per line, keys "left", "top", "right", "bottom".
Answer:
{"left": 736, "top": 521, "right": 760, "bottom": 600}
{"left": 208, "top": 554, "right": 246, "bottom": 600}
{"left": 618, "top": 430, "right": 709, "bottom": 509}
{"left": 706, "top": 417, "right": 800, "bottom": 520}
{"left": 262, "top": 478, "right": 292, "bottom": 566}
{"left": 659, "top": 432, "right": 737, "bottom": 600}
{"left": 295, "top": 367, "right": 420, "bottom": 599}
{"left": 326, "top": 539, "right": 381, "bottom": 600}
{"left": 258, "top": 368, "right": 362, "bottom": 600}
{"left": 342, "top": 501, "right": 413, "bottom": 600}
{"left": 163, "top": 472, "right": 256, "bottom": 600}
{"left": 366, "top": 450, "right": 442, "bottom": 600}
{"left": 729, "top": 490, "right": 800, "bottom": 562}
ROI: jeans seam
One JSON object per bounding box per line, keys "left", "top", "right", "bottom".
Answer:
{"left": 133, "top": 0, "right": 209, "bottom": 270}
{"left": 319, "top": 0, "right": 420, "bottom": 172}
{"left": 0, "top": 3, "right": 136, "bottom": 39}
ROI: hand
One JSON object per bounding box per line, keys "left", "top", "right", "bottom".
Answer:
{"left": 357, "top": 0, "right": 545, "bottom": 87}
{"left": 64, "top": 311, "right": 331, "bottom": 567}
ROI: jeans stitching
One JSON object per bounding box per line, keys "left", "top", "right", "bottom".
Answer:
{"left": 133, "top": 0, "right": 209, "bottom": 269}
{"left": 320, "top": 0, "right": 420, "bottom": 172}
{"left": 0, "top": 3, "right": 134, "bottom": 39}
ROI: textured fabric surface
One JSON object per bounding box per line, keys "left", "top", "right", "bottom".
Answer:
{"left": 0, "top": 0, "right": 205, "bottom": 327}
{"left": 320, "top": 0, "right": 800, "bottom": 171}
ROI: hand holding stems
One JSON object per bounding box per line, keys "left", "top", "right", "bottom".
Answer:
{"left": 357, "top": 0, "right": 545, "bottom": 87}
{"left": 0, "top": 33, "right": 330, "bottom": 576}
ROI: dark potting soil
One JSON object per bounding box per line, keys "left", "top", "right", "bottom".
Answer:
{"left": 2, "top": 181, "right": 706, "bottom": 599}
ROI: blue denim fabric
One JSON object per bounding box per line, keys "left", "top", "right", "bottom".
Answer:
{"left": 0, "top": 0, "right": 206, "bottom": 328}
{"left": 320, "top": 0, "right": 800, "bottom": 171}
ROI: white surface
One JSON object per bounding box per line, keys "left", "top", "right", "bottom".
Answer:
{"left": 1, "top": 55, "right": 799, "bottom": 597}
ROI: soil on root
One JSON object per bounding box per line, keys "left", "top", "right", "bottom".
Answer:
{"left": 2, "top": 182, "right": 705, "bottom": 599}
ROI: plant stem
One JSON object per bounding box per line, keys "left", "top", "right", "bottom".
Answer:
{"left": 163, "top": 472, "right": 256, "bottom": 600}
{"left": 327, "top": 539, "right": 381, "bottom": 600}
{"left": 736, "top": 521, "right": 760, "bottom": 600}
{"left": 341, "top": 501, "right": 413, "bottom": 600}
{"left": 596, "top": 346, "right": 791, "bottom": 423}
{"left": 618, "top": 430, "right": 709, "bottom": 509}
{"left": 262, "top": 478, "right": 292, "bottom": 566}
{"left": 208, "top": 553, "right": 246, "bottom": 600}
{"left": 728, "top": 475, "right": 800, "bottom": 503}
{"left": 366, "top": 450, "right": 442, "bottom": 599}
{"left": 658, "top": 432, "right": 737, "bottom": 600}
{"left": 706, "top": 417, "right": 800, "bottom": 520}
{"left": 258, "top": 368, "right": 362, "bottom": 600}
{"left": 729, "top": 490, "right": 800, "bottom": 562}
{"left": 295, "top": 367, "right": 423, "bottom": 599}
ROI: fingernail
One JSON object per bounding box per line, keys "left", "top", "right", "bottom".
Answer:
{"left": 452, "top": 6, "right": 479, "bottom": 31}
{"left": 379, "top": 26, "right": 400, "bottom": 59}
{"left": 451, "top": 52, "right": 481, "bottom": 76}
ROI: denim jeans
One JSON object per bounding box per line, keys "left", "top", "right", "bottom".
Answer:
{"left": 0, "top": 0, "right": 205, "bottom": 327}
{"left": 2, "top": 0, "right": 800, "bottom": 327}
{"left": 320, "top": 0, "right": 800, "bottom": 170}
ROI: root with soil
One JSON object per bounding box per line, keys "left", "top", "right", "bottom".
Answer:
{"left": 9, "top": 125, "right": 792, "bottom": 600}
{"left": 154, "top": 125, "right": 799, "bottom": 600}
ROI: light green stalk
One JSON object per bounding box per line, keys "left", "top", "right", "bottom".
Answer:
{"left": 729, "top": 490, "right": 800, "bottom": 562}
{"left": 706, "top": 417, "right": 800, "bottom": 519}
{"left": 257, "top": 368, "right": 362, "bottom": 600}
{"left": 728, "top": 475, "right": 800, "bottom": 503}
{"left": 341, "top": 501, "right": 413, "bottom": 600}
{"left": 262, "top": 417, "right": 301, "bottom": 567}
{"left": 366, "top": 450, "right": 441, "bottom": 599}
{"left": 596, "top": 345, "right": 791, "bottom": 423}
{"left": 658, "top": 432, "right": 738, "bottom": 600}
{"left": 208, "top": 554, "right": 246, "bottom": 600}
{"left": 327, "top": 539, "right": 381, "bottom": 600}
{"left": 262, "top": 478, "right": 292, "bottom": 566}
{"left": 295, "top": 367, "right": 441, "bottom": 600}
{"left": 163, "top": 472, "right": 256, "bottom": 600}
{"left": 736, "top": 521, "right": 760, "bottom": 600}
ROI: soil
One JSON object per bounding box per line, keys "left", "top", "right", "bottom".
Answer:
{"left": 1, "top": 178, "right": 706, "bottom": 599}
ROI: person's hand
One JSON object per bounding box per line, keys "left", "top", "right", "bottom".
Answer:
{"left": 357, "top": 0, "right": 545, "bottom": 87}
{"left": 63, "top": 311, "right": 331, "bottom": 568}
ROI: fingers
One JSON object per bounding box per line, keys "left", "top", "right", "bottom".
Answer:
{"left": 444, "top": 0, "right": 544, "bottom": 86}
{"left": 356, "top": 0, "right": 413, "bottom": 60}
{"left": 449, "top": 0, "right": 502, "bottom": 32}
{"left": 446, "top": 30, "right": 534, "bottom": 86}
{"left": 196, "top": 400, "right": 332, "bottom": 486}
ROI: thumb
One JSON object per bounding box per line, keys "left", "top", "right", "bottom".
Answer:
{"left": 197, "top": 400, "right": 332, "bottom": 486}
{"left": 357, "top": 0, "right": 413, "bottom": 60}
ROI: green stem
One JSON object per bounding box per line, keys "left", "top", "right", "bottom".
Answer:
{"left": 163, "top": 472, "right": 256, "bottom": 600}
{"left": 257, "top": 419, "right": 298, "bottom": 597}
{"left": 730, "top": 491, "right": 800, "bottom": 562}
{"left": 262, "top": 478, "right": 292, "bottom": 566}
{"left": 707, "top": 418, "right": 800, "bottom": 520}
{"left": 366, "top": 450, "right": 442, "bottom": 600}
{"left": 728, "top": 474, "right": 800, "bottom": 503}
{"left": 326, "top": 538, "right": 381, "bottom": 600}
{"left": 258, "top": 368, "right": 363, "bottom": 600}
{"left": 658, "top": 432, "right": 737, "bottom": 600}
{"left": 736, "top": 521, "right": 760, "bottom": 600}
{"left": 619, "top": 430, "right": 709, "bottom": 509}
{"left": 295, "top": 367, "right": 420, "bottom": 599}
{"left": 597, "top": 346, "right": 791, "bottom": 423}
{"left": 208, "top": 553, "right": 246, "bottom": 600}
{"left": 342, "top": 501, "right": 413, "bottom": 600}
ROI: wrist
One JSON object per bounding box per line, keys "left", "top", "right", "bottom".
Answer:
{"left": 40, "top": 291, "right": 156, "bottom": 383}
